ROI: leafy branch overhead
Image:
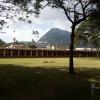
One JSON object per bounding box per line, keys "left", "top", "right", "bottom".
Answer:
{"left": 0, "top": 0, "right": 97, "bottom": 26}
{"left": 0, "top": 0, "right": 34, "bottom": 30}
{"left": 18, "top": 0, "right": 95, "bottom": 25}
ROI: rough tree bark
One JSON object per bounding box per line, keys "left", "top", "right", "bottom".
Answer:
{"left": 69, "top": 25, "right": 75, "bottom": 74}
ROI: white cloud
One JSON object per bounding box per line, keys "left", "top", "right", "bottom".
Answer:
{"left": 0, "top": 6, "right": 72, "bottom": 43}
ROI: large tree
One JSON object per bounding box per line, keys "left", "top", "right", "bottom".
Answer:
{"left": 10, "top": 0, "right": 96, "bottom": 74}
{"left": 75, "top": 19, "right": 100, "bottom": 49}
{"left": 75, "top": 0, "right": 100, "bottom": 50}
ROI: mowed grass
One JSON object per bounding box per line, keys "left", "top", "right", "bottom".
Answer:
{"left": 0, "top": 57, "right": 100, "bottom": 100}
{"left": 0, "top": 57, "right": 100, "bottom": 68}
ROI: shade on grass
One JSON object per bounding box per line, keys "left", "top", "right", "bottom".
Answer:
{"left": 0, "top": 58, "right": 100, "bottom": 100}
{"left": 0, "top": 64, "right": 100, "bottom": 100}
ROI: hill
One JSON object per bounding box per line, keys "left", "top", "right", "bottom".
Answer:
{"left": 38, "top": 28, "right": 71, "bottom": 49}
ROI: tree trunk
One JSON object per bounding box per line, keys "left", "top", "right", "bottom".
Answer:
{"left": 69, "top": 25, "right": 75, "bottom": 74}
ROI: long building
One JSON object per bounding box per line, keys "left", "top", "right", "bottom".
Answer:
{"left": 0, "top": 48, "right": 100, "bottom": 57}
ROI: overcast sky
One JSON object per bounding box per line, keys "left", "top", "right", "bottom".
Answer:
{"left": 0, "top": 7, "right": 72, "bottom": 43}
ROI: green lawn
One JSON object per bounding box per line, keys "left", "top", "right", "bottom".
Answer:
{"left": 0, "top": 57, "right": 100, "bottom": 68}
{"left": 0, "top": 57, "right": 100, "bottom": 100}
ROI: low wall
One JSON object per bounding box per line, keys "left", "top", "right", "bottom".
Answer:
{"left": 0, "top": 48, "right": 100, "bottom": 57}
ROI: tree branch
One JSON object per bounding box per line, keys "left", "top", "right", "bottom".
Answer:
{"left": 57, "top": 0, "right": 74, "bottom": 23}
{"left": 41, "top": 2, "right": 51, "bottom": 9}
{"left": 84, "top": 2, "right": 90, "bottom": 9}
{"left": 70, "top": 10, "right": 83, "bottom": 15}
{"left": 75, "top": 12, "right": 92, "bottom": 25}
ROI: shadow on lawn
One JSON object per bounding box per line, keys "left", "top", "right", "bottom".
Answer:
{"left": 0, "top": 64, "right": 100, "bottom": 100}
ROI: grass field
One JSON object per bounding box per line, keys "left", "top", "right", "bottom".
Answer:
{"left": 0, "top": 57, "right": 100, "bottom": 100}
{"left": 0, "top": 57, "right": 100, "bottom": 68}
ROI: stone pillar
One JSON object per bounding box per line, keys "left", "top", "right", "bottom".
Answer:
{"left": 61, "top": 50, "right": 62, "bottom": 57}
{"left": 41, "top": 50, "right": 43, "bottom": 56}
{"left": 65, "top": 50, "right": 66, "bottom": 57}
{"left": 47, "top": 50, "right": 48, "bottom": 57}
{"left": 18, "top": 50, "right": 20, "bottom": 56}
{"left": 51, "top": 50, "right": 53, "bottom": 56}
{"left": 36, "top": 50, "right": 38, "bottom": 56}
{"left": 31, "top": 50, "right": 32, "bottom": 56}
{"left": 56, "top": 51, "right": 57, "bottom": 57}
{"left": 3, "top": 49, "right": 5, "bottom": 56}
{"left": 11, "top": 50, "right": 13, "bottom": 56}
{"left": 25, "top": 50, "right": 26, "bottom": 56}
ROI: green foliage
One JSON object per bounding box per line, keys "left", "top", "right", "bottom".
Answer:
{"left": 75, "top": 0, "right": 100, "bottom": 48}
{"left": 75, "top": 19, "right": 100, "bottom": 48}
{"left": 15, "top": 40, "right": 37, "bottom": 49}
{"left": 26, "top": 42, "right": 37, "bottom": 48}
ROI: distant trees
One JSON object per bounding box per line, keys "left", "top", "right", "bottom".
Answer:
{"left": 15, "top": 40, "right": 37, "bottom": 49}
{"left": 0, "top": 39, "right": 6, "bottom": 47}
{"left": 27, "top": 39, "right": 37, "bottom": 49}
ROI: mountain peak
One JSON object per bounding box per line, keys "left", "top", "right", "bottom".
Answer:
{"left": 50, "top": 28, "right": 67, "bottom": 32}
{"left": 50, "top": 28, "right": 60, "bottom": 31}
{"left": 37, "top": 28, "right": 71, "bottom": 48}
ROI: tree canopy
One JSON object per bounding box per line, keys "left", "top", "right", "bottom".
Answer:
{"left": 75, "top": 19, "right": 100, "bottom": 49}
{"left": 75, "top": 0, "right": 100, "bottom": 49}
